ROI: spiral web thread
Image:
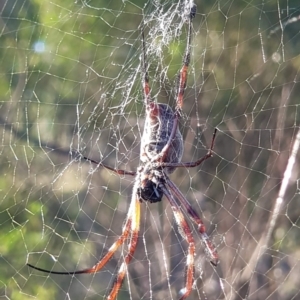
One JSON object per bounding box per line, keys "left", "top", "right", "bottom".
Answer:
{"left": 1, "top": 1, "right": 300, "bottom": 299}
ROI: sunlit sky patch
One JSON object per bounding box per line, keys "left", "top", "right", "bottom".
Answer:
{"left": 33, "top": 41, "right": 45, "bottom": 53}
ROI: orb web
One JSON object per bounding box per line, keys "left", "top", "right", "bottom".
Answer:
{"left": 1, "top": 0, "right": 300, "bottom": 299}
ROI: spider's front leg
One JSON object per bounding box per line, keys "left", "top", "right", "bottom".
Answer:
{"left": 81, "top": 154, "right": 136, "bottom": 176}
{"left": 176, "top": 3, "right": 195, "bottom": 111}
{"left": 147, "top": 4, "right": 195, "bottom": 164}
{"left": 157, "top": 128, "right": 218, "bottom": 170}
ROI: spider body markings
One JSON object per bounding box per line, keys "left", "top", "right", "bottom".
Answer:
{"left": 27, "top": 3, "right": 219, "bottom": 300}
{"left": 138, "top": 102, "right": 183, "bottom": 203}
{"left": 140, "top": 102, "right": 184, "bottom": 170}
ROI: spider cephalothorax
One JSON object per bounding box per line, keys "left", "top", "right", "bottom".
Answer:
{"left": 27, "top": 3, "right": 219, "bottom": 300}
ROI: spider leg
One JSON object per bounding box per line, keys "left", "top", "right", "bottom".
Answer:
{"left": 82, "top": 155, "right": 136, "bottom": 176}
{"left": 166, "top": 176, "right": 219, "bottom": 266}
{"left": 151, "top": 6, "right": 195, "bottom": 163}
{"left": 176, "top": 3, "right": 194, "bottom": 111}
{"left": 160, "top": 184, "right": 195, "bottom": 300}
{"left": 142, "top": 29, "right": 151, "bottom": 106}
{"left": 27, "top": 220, "right": 132, "bottom": 274}
{"left": 27, "top": 184, "right": 140, "bottom": 279}
{"left": 108, "top": 189, "right": 140, "bottom": 299}
{"left": 159, "top": 128, "right": 217, "bottom": 169}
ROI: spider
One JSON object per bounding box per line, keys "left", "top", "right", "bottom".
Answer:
{"left": 27, "top": 3, "right": 219, "bottom": 300}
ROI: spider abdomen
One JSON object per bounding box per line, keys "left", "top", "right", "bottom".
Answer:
{"left": 138, "top": 103, "right": 183, "bottom": 203}
{"left": 140, "top": 103, "right": 183, "bottom": 173}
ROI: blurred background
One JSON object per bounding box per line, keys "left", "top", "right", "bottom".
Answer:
{"left": 1, "top": 0, "right": 300, "bottom": 299}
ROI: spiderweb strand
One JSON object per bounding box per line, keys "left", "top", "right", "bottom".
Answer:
{"left": 233, "top": 128, "right": 300, "bottom": 299}
{"left": 150, "top": 3, "right": 196, "bottom": 164}
{"left": 166, "top": 176, "right": 218, "bottom": 266}
{"left": 81, "top": 155, "right": 136, "bottom": 176}
{"left": 3, "top": 1, "right": 300, "bottom": 300}
{"left": 160, "top": 185, "right": 196, "bottom": 300}
{"left": 107, "top": 192, "right": 141, "bottom": 299}
{"left": 27, "top": 185, "right": 141, "bottom": 277}
{"left": 158, "top": 128, "right": 217, "bottom": 169}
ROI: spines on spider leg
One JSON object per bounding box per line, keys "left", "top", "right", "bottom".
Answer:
{"left": 107, "top": 263, "right": 127, "bottom": 300}
{"left": 185, "top": 204, "right": 219, "bottom": 266}
{"left": 200, "top": 233, "right": 219, "bottom": 267}
{"left": 107, "top": 198, "right": 140, "bottom": 300}
{"left": 107, "top": 231, "right": 139, "bottom": 300}
{"left": 175, "top": 2, "right": 196, "bottom": 111}
{"left": 27, "top": 218, "right": 133, "bottom": 275}
{"left": 166, "top": 178, "right": 219, "bottom": 266}
{"left": 85, "top": 220, "right": 132, "bottom": 274}
{"left": 186, "top": 206, "right": 218, "bottom": 267}
{"left": 161, "top": 185, "right": 195, "bottom": 299}
{"left": 182, "top": 202, "right": 217, "bottom": 265}
{"left": 179, "top": 262, "right": 196, "bottom": 300}
{"left": 175, "top": 211, "right": 195, "bottom": 300}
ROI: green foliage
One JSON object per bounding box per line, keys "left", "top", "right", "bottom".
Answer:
{"left": 1, "top": 0, "right": 300, "bottom": 299}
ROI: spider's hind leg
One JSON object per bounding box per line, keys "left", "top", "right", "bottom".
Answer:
{"left": 107, "top": 193, "right": 141, "bottom": 299}
{"left": 160, "top": 184, "right": 195, "bottom": 300}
